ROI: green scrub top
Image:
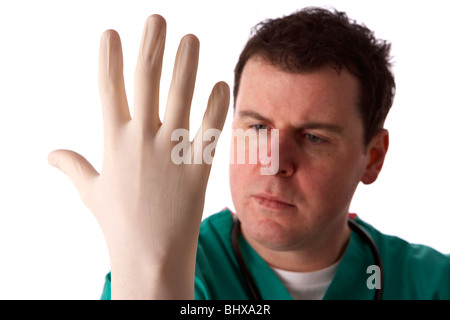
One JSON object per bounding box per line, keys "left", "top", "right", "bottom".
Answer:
{"left": 101, "top": 209, "right": 450, "bottom": 300}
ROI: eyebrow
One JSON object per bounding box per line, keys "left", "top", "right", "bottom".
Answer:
{"left": 238, "top": 110, "right": 270, "bottom": 121}
{"left": 300, "top": 122, "right": 344, "bottom": 134}
{"left": 238, "top": 110, "right": 344, "bottom": 134}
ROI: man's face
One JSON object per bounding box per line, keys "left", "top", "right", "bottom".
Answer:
{"left": 229, "top": 57, "right": 372, "bottom": 253}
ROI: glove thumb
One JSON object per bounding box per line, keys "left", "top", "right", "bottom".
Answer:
{"left": 48, "top": 149, "right": 98, "bottom": 203}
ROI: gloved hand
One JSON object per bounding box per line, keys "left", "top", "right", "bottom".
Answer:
{"left": 48, "top": 15, "right": 230, "bottom": 299}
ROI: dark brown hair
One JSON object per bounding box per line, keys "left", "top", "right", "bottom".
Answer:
{"left": 234, "top": 7, "right": 396, "bottom": 145}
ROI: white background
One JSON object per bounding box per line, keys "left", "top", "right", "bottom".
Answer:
{"left": 0, "top": 0, "right": 449, "bottom": 299}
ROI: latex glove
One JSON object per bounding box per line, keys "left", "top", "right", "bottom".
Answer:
{"left": 48, "top": 15, "right": 230, "bottom": 299}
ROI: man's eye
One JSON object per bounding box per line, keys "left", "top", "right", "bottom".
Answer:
{"left": 250, "top": 124, "right": 268, "bottom": 131}
{"left": 305, "top": 133, "right": 324, "bottom": 143}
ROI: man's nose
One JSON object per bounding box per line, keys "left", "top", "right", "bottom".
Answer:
{"left": 274, "top": 129, "right": 298, "bottom": 177}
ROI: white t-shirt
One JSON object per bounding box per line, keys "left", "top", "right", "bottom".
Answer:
{"left": 271, "top": 261, "right": 340, "bottom": 300}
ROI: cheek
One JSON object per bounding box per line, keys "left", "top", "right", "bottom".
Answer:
{"left": 307, "top": 155, "right": 365, "bottom": 208}
{"left": 228, "top": 163, "right": 240, "bottom": 194}
{"left": 229, "top": 163, "right": 245, "bottom": 216}
{"left": 228, "top": 131, "right": 264, "bottom": 200}
{"left": 229, "top": 163, "right": 252, "bottom": 202}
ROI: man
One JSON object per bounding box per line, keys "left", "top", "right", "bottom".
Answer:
{"left": 49, "top": 7, "right": 450, "bottom": 299}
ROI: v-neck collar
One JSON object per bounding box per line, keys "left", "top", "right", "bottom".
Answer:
{"left": 238, "top": 217, "right": 377, "bottom": 300}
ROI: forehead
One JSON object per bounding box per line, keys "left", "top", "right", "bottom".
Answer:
{"left": 235, "top": 57, "right": 361, "bottom": 125}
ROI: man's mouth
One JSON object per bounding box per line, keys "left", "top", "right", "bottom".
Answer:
{"left": 252, "top": 193, "right": 296, "bottom": 210}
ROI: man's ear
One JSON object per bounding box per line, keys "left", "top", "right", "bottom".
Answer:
{"left": 361, "top": 129, "right": 389, "bottom": 185}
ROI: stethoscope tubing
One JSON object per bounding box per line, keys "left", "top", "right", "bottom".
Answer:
{"left": 231, "top": 217, "right": 384, "bottom": 300}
